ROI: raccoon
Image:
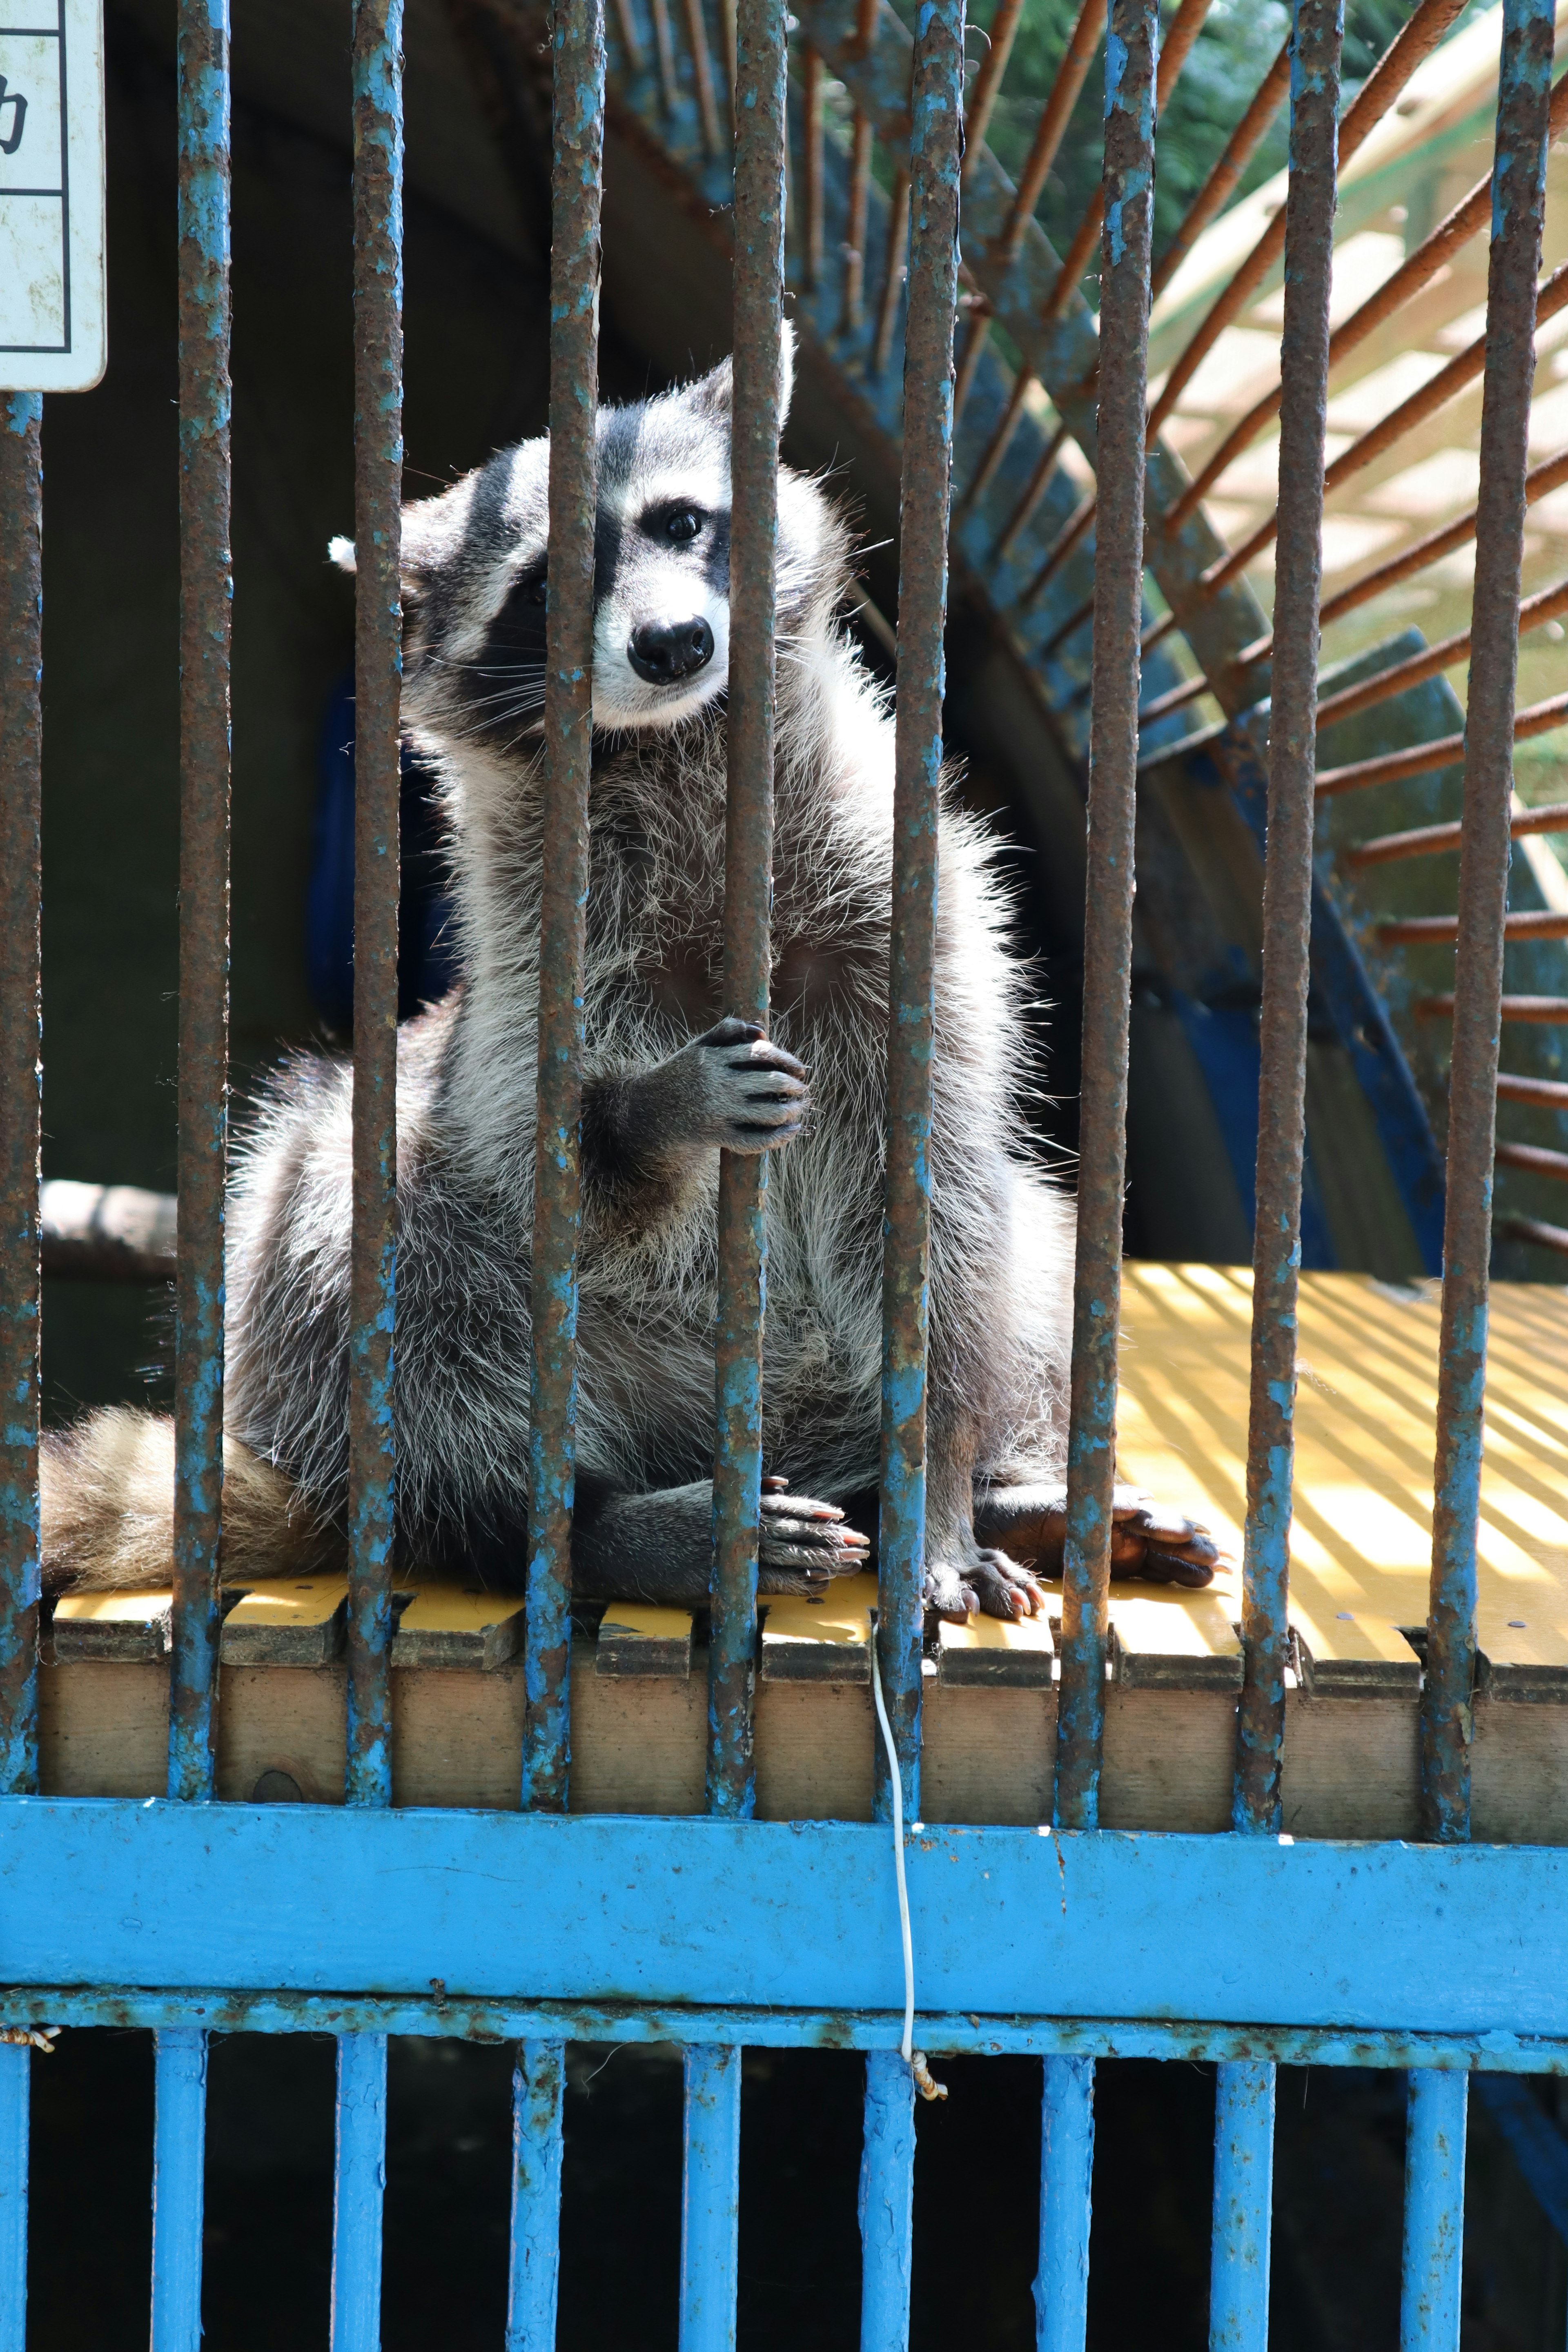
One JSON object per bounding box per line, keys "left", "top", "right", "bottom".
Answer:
{"left": 42, "top": 330, "right": 1217, "bottom": 1616}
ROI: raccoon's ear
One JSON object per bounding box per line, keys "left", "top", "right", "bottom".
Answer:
{"left": 328, "top": 535, "right": 356, "bottom": 574}
{"left": 686, "top": 321, "right": 795, "bottom": 428}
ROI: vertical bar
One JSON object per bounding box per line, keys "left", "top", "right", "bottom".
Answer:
{"left": 522, "top": 0, "right": 604, "bottom": 1820}
{"left": 802, "top": 44, "right": 824, "bottom": 290}
{"left": 506, "top": 2040, "right": 566, "bottom": 2352}
{"left": 872, "top": 169, "right": 910, "bottom": 376}
{"left": 169, "top": 0, "right": 232, "bottom": 1807}
{"left": 841, "top": 109, "right": 872, "bottom": 334}
{"left": 0, "top": 396, "right": 41, "bottom": 1808}
{"left": 1400, "top": 2070, "right": 1468, "bottom": 2350}
{"left": 873, "top": 0, "right": 963, "bottom": 1833}
{"left": 680, "top": 0, "right": 724, "bottom": 156}
{"left": 679, "top": 2044, "right": 742, "bottom": 2352}
{"left": 1233, "top": 0, "right": 1342, "bottom": 1837}
{"left": 346, "top": 0, "right": 405, "bottom": 1812}
{"left": 1054, "top": 0, "right": 1158, "bottom": 1833}
{"left": 0, "top": 2044, "right": 28, "bottom": 2352}
{"left": 859, "top": 2046, "right": 915, "bottom": 2352}
{"left": 1033, "top": 2054, "right": 1095, "bottom": 2352}
{"left": 1209, "top": 2061, "right": 1275, "bottom": 2351}
{"left": 1421, "top": 0, "right": 1555, "bottom": 1846}
{"left": 150, "top": 2028, "right": 208, "bottom": 2352}
{"left": 331, "top": 2034, "right": 388, "bottom": 2352}
{"left": 706, "top": 0, "right": 786, "bottom": 1819}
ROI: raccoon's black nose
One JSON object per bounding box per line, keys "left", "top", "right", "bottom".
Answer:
{"left": 628, "top": 616, "right": 715, "bottom": 685}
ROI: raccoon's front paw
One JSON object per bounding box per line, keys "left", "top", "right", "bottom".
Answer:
{"left": 671, "top": 1017, "right": 808, "bottom": 1153}
{"left": 757, "top": 1476, "right": 870, "bottom": 1590}
{"left": 922, "top": 1549, "right": 1045, "bottom": 1626}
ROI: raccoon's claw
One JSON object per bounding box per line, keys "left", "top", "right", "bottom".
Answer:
{"left": 921, "top": 1548, "right": 1045, "bottom": 1628}
{"left": 690, "top": 1018, "right": 809, "bottom": 1152}
{"left": 972, "top": 1478, "right": 1222, "bottom": 1589}
{"left": 757, "top": 1479, "right": 869, "bottom": 1589}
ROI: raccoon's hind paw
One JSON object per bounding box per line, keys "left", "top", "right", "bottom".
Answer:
{"left": 756, "top": 1476, "right": 869, "bottom": 1590}
{"left": 922, "top": 1548, "right": 1044, "bottom": 1626}
{"left": 973, "top": 1478, "right": 1221, "bottom": 1589}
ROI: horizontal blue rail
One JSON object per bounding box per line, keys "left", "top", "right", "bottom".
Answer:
{"left": 3, "top": 1802, "right": 1567, "bottom": 2038}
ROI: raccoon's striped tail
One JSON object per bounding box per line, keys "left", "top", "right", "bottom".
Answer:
{"left": 41, "top": 1406, "right": 343, "bottom": 1596}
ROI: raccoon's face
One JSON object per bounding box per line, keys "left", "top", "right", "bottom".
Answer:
{"left": 344, "top": 331, "right": 814, "bottom": 753}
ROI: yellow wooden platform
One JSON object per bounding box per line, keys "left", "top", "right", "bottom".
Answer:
{"left": 1118, "top": 1266, "right": 1568, "bottom": 1695}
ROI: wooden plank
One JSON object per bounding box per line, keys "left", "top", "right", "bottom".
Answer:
{"left": 594, "top": 1604, "right": 693, "bottom": 1679}
{"left": 1107, "top": 1589, "right": 1243, "bottom": 1692}
{"left": 936, "top": 1610, "right": 1054, "bottom": 1688}
{"left": 51, "top": 1589, "right": 171, "bottom": 1663}
{"left": 1292, "top": 1606, "right": 1422, "bottom": 1696}
{"left": 220, "top": 1575, "right": 349, "bottom": 1667}
{"left": 759, "top": 1573, "right": 875, "bottom": 1684}
{"left": 392, "top": 1581, "right": 525, "bottom": 1670}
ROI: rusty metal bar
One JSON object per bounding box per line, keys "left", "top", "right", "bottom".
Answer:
{"left": 650, "top": 0, "right": 681, "bottom": 116}
{"left": 1055, "top": 0, "right": 1158, "bottom": 1834}
{"left": 962, "top": 0, "right": 1026, "bottom": 174}
{"left": 802, "top": 42, "right": 824, "bottom": 290}
{"left": 876, "top": 0, "right": 964, "bottom": 1826}
{"left": 854, "top": 0, "right": 878, "bottom": 51}
{"left": 1045, "top": 0, "right": 1213, "bottom": 323}
{"left": 1501, "top": 1213, "right": 1568, "bottom": 1254}
{"left": 1167, "top": 68, "right": 1568, "bottom": 538}
{"left": 1203, "top": 256, "right": 1568, "bottom": 595}
{"left": 1234, "top": 0, "right": 1340, "bottom": 1842}
{"left": 1322, "top": 695, "right": 1568, "bottom": 808}
{"left": 680, "top": 0, "right": 725, "bottom": 155}
{"left": 842, "top": 107, "right": 873, "bottom": 333}
{"left": 873, "top": 168, "right": 911, "bottom": 373}
{"left": 996, "top": 0, "right": 1099, "bottom": 259}
{"left": 959, "top": 367, "right": 1031, "bottom": 510}
{"left": 1495, "top": 1072, "right": 1568, "bottom": 1108}
{"left": 1312, "top": 574, "right": 1568, "bottom": 735}
{"left": 523, "top": 0, "right": 605, "bottom": 1817}
{"left": 0, "top": 397, "right": 42, "bottom": 1802}
{"left": 1497, "top": 1139, "right": 1568, "bottom": 1179}
{"left": 346, "top": 0, "right": 404, "bottom": 1813}
{"left": 1145, "top": 0, "right": 1470, "bottom": 443}
{"left": 993, "top": 417, "right": 1068, "bottom": 556}
{"left": 720, "top": 0, "right": 738, "bottom": 112}
{"left": 612, "top": 0, "right": 646, "bottom": 76}
{"left": 1426, "top": 0, "right": 1557, "bottom": 1848}
{"left": 169, "top": 0, "right": 232, "bottom": 1808}
{"left": 1018, "top": 488, "right": 1096, "bottom": 608}
{"left": 1136, "top": 669, "right": 1208, "bottom": 724}
{"left": 708, "top": 0, "right": 787, "bottom": 1819}
{"left": 1420, "top": 995, "right": 1568, "bottom": 1024}
{"left": 1348, "top": 795, "right": 1568, "bottom": 870}
{"left": 1147, "top": 32, "right": 1292, "bottom": 304}
{"left": 1382, "top": 909, "right": 1568, "bottom": 947}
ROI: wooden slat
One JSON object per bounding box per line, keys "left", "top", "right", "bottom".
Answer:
{"left": 1292, "top": 1606, "right": 1421, "bottom": 1695}
{"left": 759, "top": 1574, "right": 875, "bottom": 1683}
{"left": 392, "top": 1581, "right": 525, "bottom": 1670}
{"left": 220, "top": 1575, "right": 349, "bottom": 1667}
{"left": 594, "top": 1604, "right": 693, "bottom": 1679}
{"left": 52, "top": 1589, "right": 172, "bottom": 1663}
{"left": 1106, "top": 1589, "right": 1243, "bottom": 1692}
{"left": 936, "top": 1610, "right": 1054, "bottom": 1688}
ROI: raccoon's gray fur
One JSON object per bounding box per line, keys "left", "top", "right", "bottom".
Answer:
{"left": 45, "top": 332, "right": 1121, "bottom": 1619}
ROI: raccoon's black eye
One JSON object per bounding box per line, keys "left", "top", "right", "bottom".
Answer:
{"left": 526, "top": 566, "right": 548, "bottom": 606}
{"left": 665, "top": 508, "right": 702, "bottom": 543}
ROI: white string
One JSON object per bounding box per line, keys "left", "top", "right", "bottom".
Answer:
{"left": 867, "top": 1608, "right": 915, "bottom": 2065}
{"left": 868, "top": 1611, "right": 947, "bottom": 2101}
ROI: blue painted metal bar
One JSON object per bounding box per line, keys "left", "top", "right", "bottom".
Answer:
{"left": 1055, "top": 0, "right": 1159, "bottom": 1831}
{"left": 9, "top": 1808, "right": 1568, "bottom": 2037}
{"left": 169, "top": 0, "right": 232, "bottom": 1808}
{"left": 679, "top": 2042, "right": 742, "bottom": 2351}
{"left": 859, "top": 2047, "right": 915, "bottom": 2352}
{"left": 345, "top": 0, "right": 405, "bottom": 1812}
{"left": 1232, "top": 0, "right": 1342, "bottom": 1836}
{"left": 0, "top": 393, "right": 42, "bottom": 1806}
{"left": 1400, "top": 2069, "right": 1468, "bottom": 2349}
{"left": 506, "top": 2039, "right": 565, "bottom": 2352}
{"left": 1209, "top": 2060, "right": 1275, "bottom": 2350}
{"left": 331, "top": 2033, "right": 388, "bottom": 2352}
{"left": 0, "top": 2044, "right": 27, "bottom": 2352}
{"left": 1473, "top": 2074, "right": 1568, "bottom": 2243}
{"left": 150, "top": 2028, "right": 209, "bottom": 2352}
{"left": 523, "top": 0, "right": 604, "bottom": 1817}
{"left": 875, "top": 0, "right": 963, "bottom": 1837}
{"left": 1034, "top": 2054, "right": 1094, "bottom": 2352}
{"left": 1421, "top": 0, "right": 1557, "bottom": 1845}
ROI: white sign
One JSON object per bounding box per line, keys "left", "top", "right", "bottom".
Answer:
{"left": 0, "top": 0, "right": 104, "bottom": 392}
